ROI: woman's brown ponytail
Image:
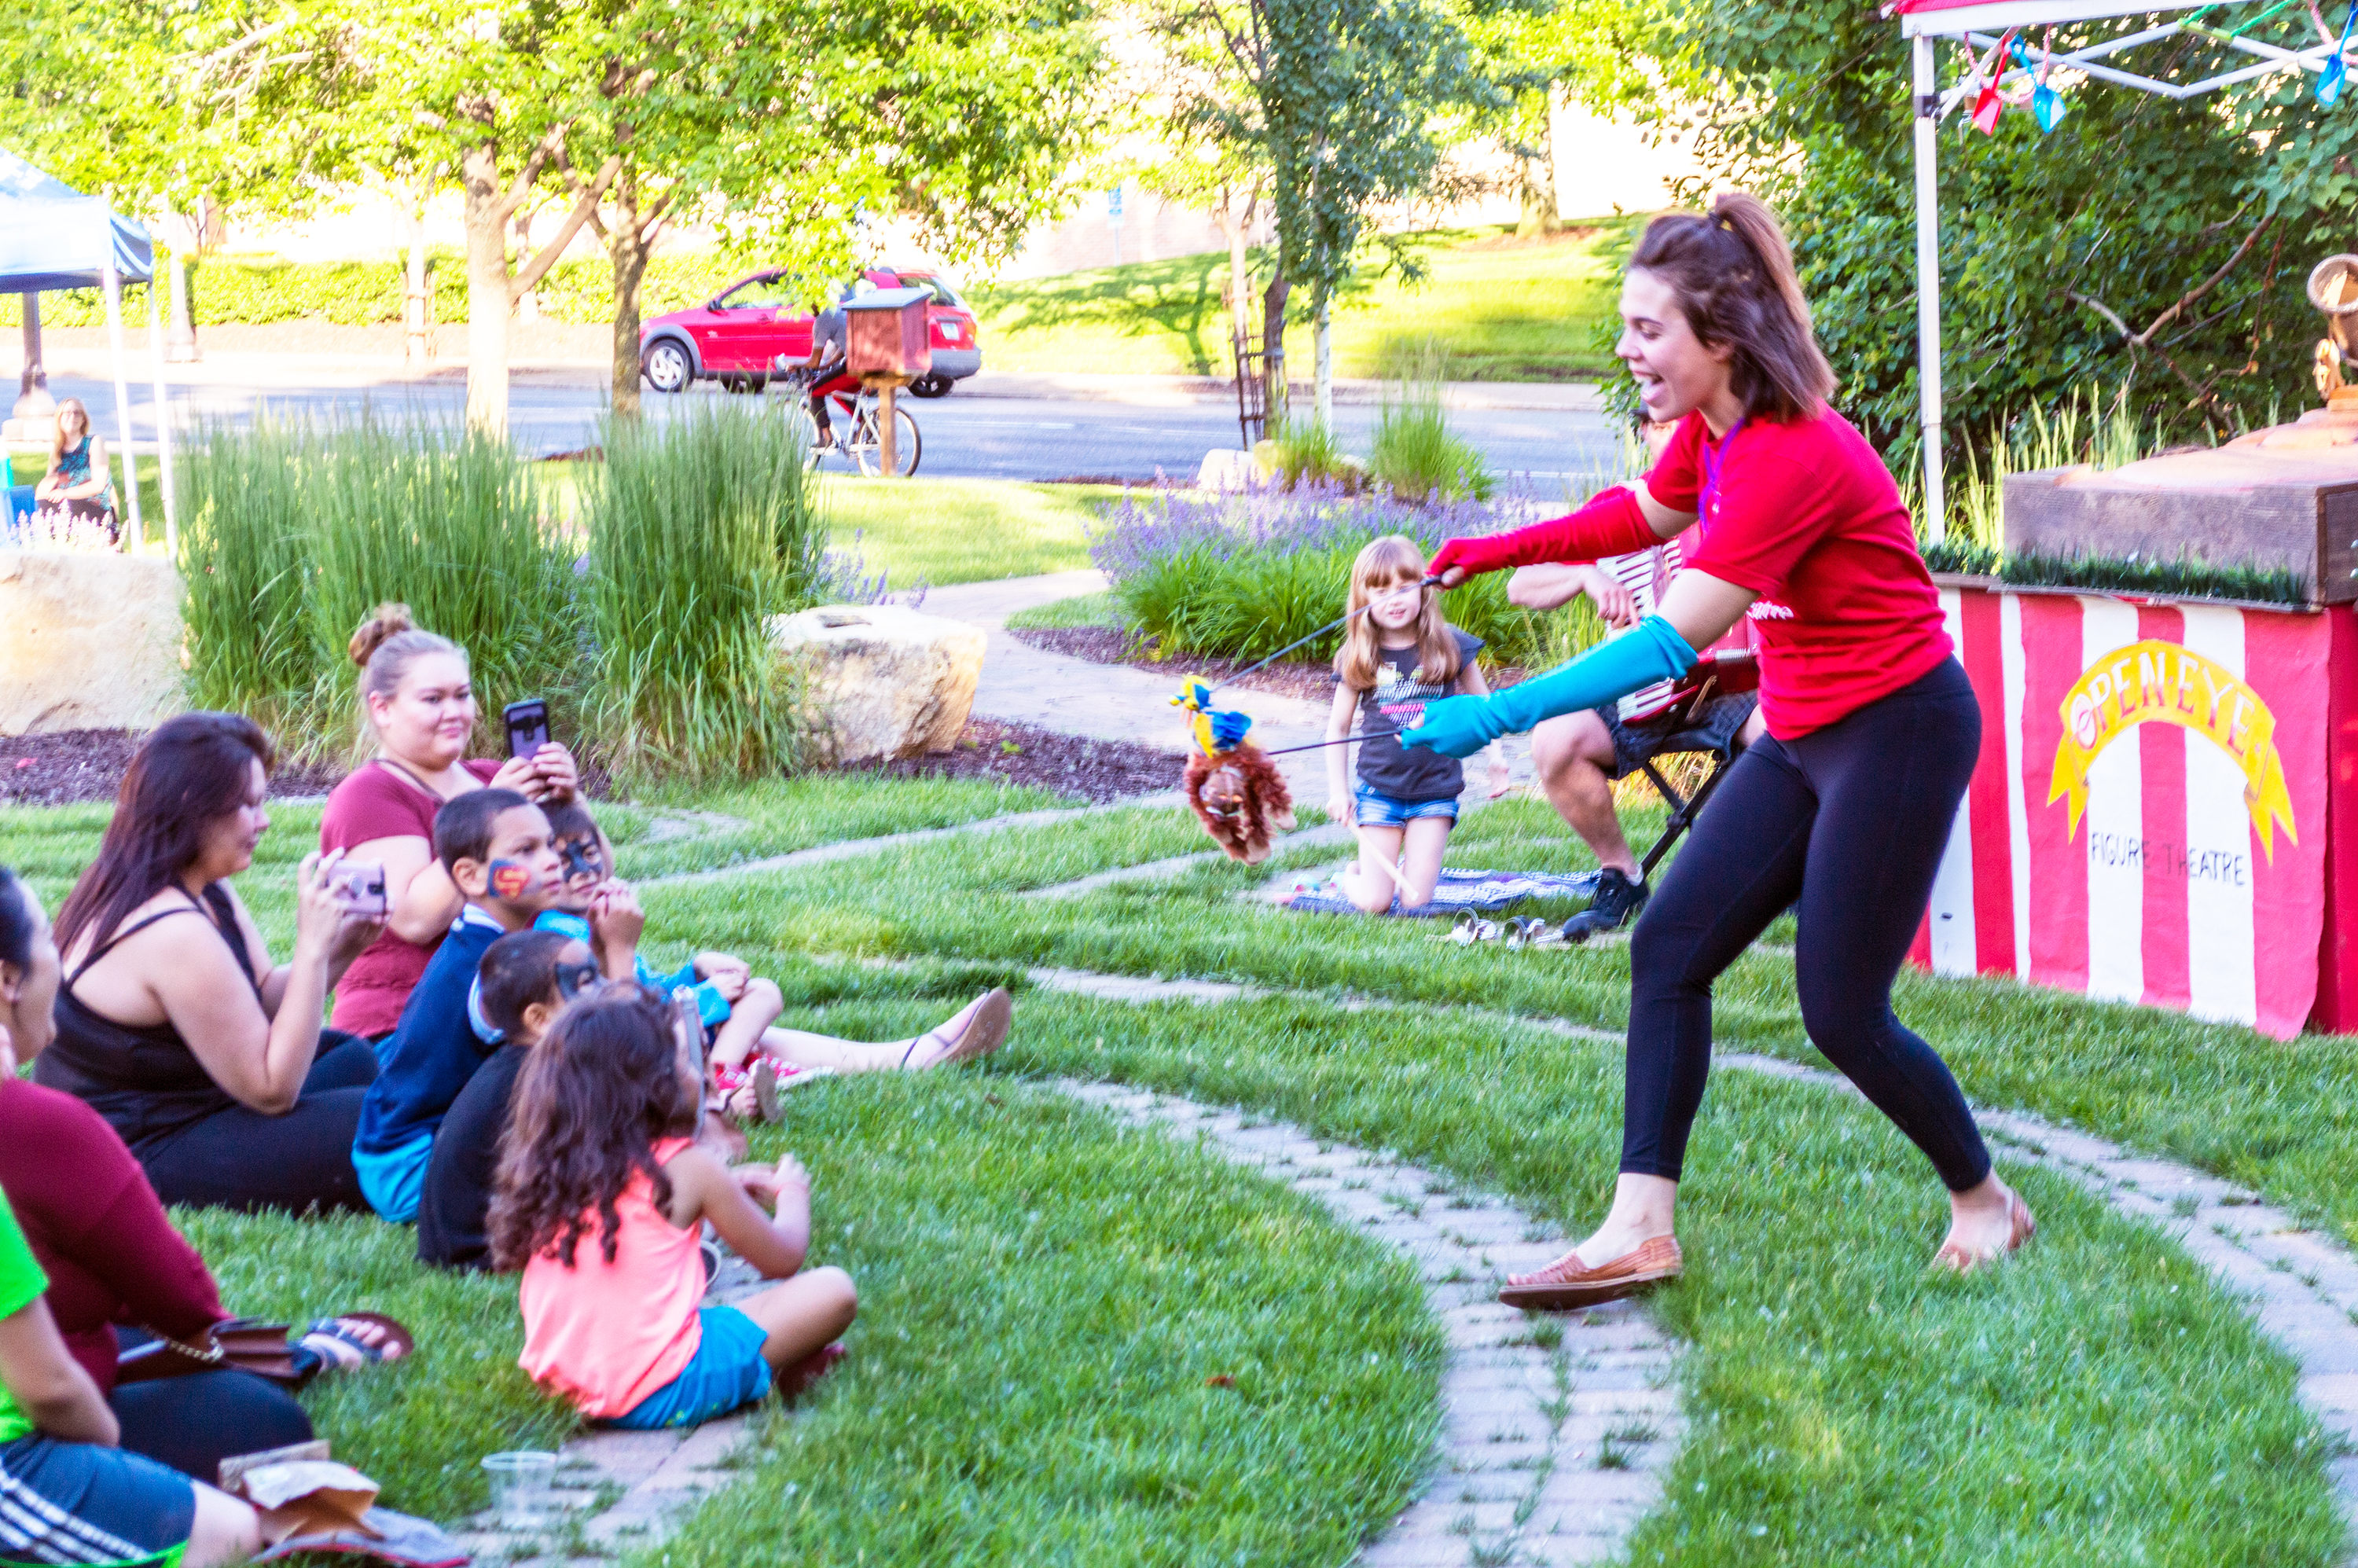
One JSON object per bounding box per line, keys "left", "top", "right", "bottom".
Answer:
{"left": 1629, "top": 191, "right": 1837, "bottom": 421}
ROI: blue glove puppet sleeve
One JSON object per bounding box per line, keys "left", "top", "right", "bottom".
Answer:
{"left": 1398, "top": 615, "right": 1700, "bottom": 760}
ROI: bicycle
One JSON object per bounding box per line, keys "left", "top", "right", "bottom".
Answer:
{"left": 773, "top": 364, "right": 923, "bottom": 477}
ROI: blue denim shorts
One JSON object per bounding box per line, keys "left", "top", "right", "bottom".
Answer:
{"left": 602, "top": 1305, "right": 773, "bottom": 1430}
{"left": 1353, "top": 786, "right": 1459, "bottom": 828}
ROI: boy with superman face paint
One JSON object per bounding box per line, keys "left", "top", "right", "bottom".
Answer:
{"left": 351, "top": 789, "right": 637, "bottom": 1222}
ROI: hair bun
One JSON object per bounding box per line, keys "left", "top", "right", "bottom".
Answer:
{"left": 348, "top": 602, "right": 417, "bottom": 669}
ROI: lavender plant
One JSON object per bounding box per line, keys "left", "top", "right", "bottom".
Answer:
{"left": 1088, "top": 476, "right": 1599, "bottom": 670}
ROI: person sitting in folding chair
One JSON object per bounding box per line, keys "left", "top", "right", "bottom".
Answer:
{"left": 1510, "top": 534, "right": 1764, "bottom": 941}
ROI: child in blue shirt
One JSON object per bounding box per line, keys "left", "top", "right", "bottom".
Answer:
{"left": 353, "top": 788, "right": 631, "bottom": 1221}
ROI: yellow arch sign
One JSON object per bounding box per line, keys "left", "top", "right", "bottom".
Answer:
{"left": 2046, "top": 637, "right": 2297, "bottom": 860}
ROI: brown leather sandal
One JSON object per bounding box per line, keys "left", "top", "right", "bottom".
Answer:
{"left": 1498, "top": 1236, "right": 1683, "bottom": 1311}
{"left": 1932, "top": 1186, "right": 2037, "bottom": 1272}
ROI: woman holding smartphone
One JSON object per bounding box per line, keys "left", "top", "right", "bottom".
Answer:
{"left": 32, "top": 714, "right": 389, "bottom": 1213}
{"left": 319, "top": 605, "right": 578, "bottom": 1040}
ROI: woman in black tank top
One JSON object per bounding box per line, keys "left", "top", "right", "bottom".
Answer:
{"left": 33, "top": 714, "right": 387, "bottom": 1214}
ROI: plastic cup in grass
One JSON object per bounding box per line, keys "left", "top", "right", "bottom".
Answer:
{"left": 482, "top": 1451, "right": 559, "bottom": 1530}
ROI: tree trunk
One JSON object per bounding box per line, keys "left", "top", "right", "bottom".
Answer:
{"left": 461, "top": 141, "right": 513, "bottom": 433}
{"left": 1516, "top": 154, "right": 1559, "bottom": 239}
{"left": 514, "top": 206, "right": 540, "bottom": 323}
{"left": 1262, "top": 275, "right": 1289, "bottom": 431}
{"left": 406, "top": 182, "right": 432, "bottom": 367}
{"left": 608, "top": 225, "right": 652, "bottom": 419}
{"left": 1313, "top": 298, "right": 1332, "bottom": 429}
{"left": 1217, "top": 202, "right": 1251, "bottom": 351}
{"left": 160, "top": 208, "right": 199, "bottom": 362}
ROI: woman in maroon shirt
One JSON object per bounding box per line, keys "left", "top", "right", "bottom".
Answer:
{"left": 1409, "top": 194, "right": 2029, "bottom": 1308}
{"left": 0, "top": 868, "right": 405, "bottom": 1480}
{"left": 320, "top": 604, "right": 578, "bottom": 1038}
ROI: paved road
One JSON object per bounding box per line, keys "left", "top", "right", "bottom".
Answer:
{"left": 42, "top": 373, "right": 1620, "bottom": 488}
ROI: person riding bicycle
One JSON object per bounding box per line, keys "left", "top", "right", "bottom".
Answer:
{"left": 802, "top": 284, "right": 862, "bottom": 450}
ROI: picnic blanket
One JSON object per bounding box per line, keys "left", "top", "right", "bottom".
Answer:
{"left": 1278, "top": 866, "right": 1601, "bottom": 918}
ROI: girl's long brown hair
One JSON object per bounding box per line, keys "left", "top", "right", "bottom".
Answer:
{"left": 487, "top": 987, "right": 698, "bottom": 1271}
{"left": 1629, "top": 192, "right": 1835, "bottom": 423}
{"left": 1333, "top": 535, "right": 1459, "bottom": 691}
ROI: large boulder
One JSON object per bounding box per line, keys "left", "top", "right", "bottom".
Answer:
{"left": 0, "top": 551, "right": 183, "bottom": 736}
{"left": 769, "top": 603, "right": 986, "bottom": 763}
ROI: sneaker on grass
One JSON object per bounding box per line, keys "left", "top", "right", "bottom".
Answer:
{"left": 1561, "top": 867, "right": 1647, "bottom": 944}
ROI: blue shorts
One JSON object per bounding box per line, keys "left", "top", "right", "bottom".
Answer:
{"left": 352, "top": 1133, "right": 433, "bottom": 1223}
{"left": 0, "top": 1434, "right": 195, "bottom": 1566}
{"left": 1352, "top": 786, "right": 1459, "bottom": 828}
{"left": 601, "top": 1306, "right": 772, "bottom": 1430}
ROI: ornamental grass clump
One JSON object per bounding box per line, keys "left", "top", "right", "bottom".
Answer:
{"left": 1369, "top": 377, "right": 1493, "bottom": 504}
{"left": 182, "top": 415, "right": 579, "bottom": 762}
{"left": 580, "top": 405, "right": 814, "bottom": 787}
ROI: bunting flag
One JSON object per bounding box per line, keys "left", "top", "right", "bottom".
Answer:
{"left": 1910, "top": 587, "right": 2332, "bottom": 1039}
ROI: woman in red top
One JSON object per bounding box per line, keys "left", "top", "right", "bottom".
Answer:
{"left": 1408, "top": 194, "right": 2030, "bottom": 1308}
{"left": 320, "top": 605, "right": 579, "bottom": 1038}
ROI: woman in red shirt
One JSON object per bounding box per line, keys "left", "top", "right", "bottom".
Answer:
{"left": 320, "top": 605, "right": 578, "bottom": 1038}
{"left": 1408, "top": 193, "right": 2029, "bottom": 1307}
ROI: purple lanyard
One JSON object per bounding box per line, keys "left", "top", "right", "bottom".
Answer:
{"left": 1699, "top": 418, "right": 1745, "bottom": 535}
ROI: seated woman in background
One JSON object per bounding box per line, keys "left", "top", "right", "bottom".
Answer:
{"left": 34, "top": 713, "right": 387, "bottom": 1213}
{"left": 320, "top": 604, "right": 578, "bottom": 1041}
{"left": 31, "top": 397, "right": 119, "bottom": 545}
{"left": 0, "top": 866, "right": 406, "bottom": 1482}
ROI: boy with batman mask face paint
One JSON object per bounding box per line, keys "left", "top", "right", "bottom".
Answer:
{"left": 352, "top": 790, "right": 638, "bottom": 1223}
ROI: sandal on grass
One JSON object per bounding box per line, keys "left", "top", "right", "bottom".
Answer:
{"left": 1498, "top": 1236, "right": 1683, "bottom": 1312}
{"left": 711, "top": 1059, "right": 782, "bottom": 1125}
{"left": 299, "top": 1312, "right": 414, "bottom": 1372}
{"left": 901, "top": 987, "right": 1013, "bottom": 1069}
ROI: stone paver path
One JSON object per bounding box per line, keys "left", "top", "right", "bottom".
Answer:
{"left": 1059, "top": 1078, "right": 1684, "bottom": 1568}
{"left": 447, "top": 1074, "right": 1681, "bottom": 1568}
{"left": 1028, "top": 965, "right": 2358, "bottom": 1537}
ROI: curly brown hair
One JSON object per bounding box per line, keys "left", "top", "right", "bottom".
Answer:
{"left": 487, "top": 986, "right": 701, "bottom": 1271}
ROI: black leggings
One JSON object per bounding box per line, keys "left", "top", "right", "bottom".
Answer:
{"left": 137, "top": 1034, "right": 379, "bottom": 1214}
{"left": 111, "top": 1357, "right": 313, "bottom": 1482}
{"left": 1622, "top": 658, "right": 1992, "bottom": 1192}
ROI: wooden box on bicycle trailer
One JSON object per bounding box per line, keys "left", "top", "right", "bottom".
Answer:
{"left": 846, "top": 288, "right": 933, "bottom": 383}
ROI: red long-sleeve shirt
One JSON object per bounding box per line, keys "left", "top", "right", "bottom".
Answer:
{"left": 0, "top": 1077, "right": 224, "bottom": 1393}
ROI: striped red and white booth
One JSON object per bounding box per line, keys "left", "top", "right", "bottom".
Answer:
{"left": 1912, "top": 586, "right": 2358, "bottom": 1040}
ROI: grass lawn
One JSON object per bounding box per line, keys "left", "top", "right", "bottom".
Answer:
{"left": 968, "top": 222, "right": 1638, "bottom": 384}
{"left": 815, "top": 476, "right": 1120, "bottom": 589}
{"left": 1004, "top": 589, "right": 1130, "bottom": 631}
{"left": 8, "top": 769, "right": 2356, "bottom": 1561}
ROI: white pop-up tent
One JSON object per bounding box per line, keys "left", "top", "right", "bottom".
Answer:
{"left": 0, "top": 150, "right": 177, "bottom": 553}
{"left": 1895, "top": 0, "right": 2346, "bottom": 535}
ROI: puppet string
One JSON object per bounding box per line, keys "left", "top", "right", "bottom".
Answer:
{"left": 1199, "top": 575, "right": 1443, "bottom": 699}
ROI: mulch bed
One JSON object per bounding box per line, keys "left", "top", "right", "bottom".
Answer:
{"left": 1008, "top": 626, "right": 1537, "bottom": 700}
{"left": 0, "top": 721, "right": 1178, "bottom": 812}
{"left": 0, "top": 730, "right": 351, "bottom": 808}
{"left": 847, "top": 718, "right": 1179, "bottom": 802}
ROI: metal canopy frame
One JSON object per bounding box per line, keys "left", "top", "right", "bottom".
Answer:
{"left": 1898, "top": 0, "right": 2334, "bottom": 534}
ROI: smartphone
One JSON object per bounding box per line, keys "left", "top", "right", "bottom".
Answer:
{"left": 503, "top": 699, "right": 550, "bottom": 761}
{"left": 329, "top": 861, "right": 387, "bottom": 919}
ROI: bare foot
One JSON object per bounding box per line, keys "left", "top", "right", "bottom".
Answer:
{"left": 1934, "top": 1177, "right": 2034, "bottom": 1271}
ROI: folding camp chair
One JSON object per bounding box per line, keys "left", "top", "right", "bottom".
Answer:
{"left": 1630, "top": 646, "right": 1759, "bottom": 882}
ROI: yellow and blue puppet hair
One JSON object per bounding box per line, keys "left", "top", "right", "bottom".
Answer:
{"left": 1173, "top": 678, "right": 1254, "bottom": 757}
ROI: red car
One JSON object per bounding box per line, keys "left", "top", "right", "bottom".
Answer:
{"left": 637, "top": 266, "right": 982, "bottom": 398}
